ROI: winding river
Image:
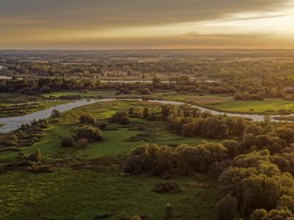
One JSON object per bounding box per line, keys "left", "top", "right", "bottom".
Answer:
{"left": 0, "top": 98, "right": 293, "bottom": 134}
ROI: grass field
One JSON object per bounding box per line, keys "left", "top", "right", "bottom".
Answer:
{"left": 0, "top": 99, "right": 69, "bottom": 118}
{"left": 42, "top": 89, "right": 117, "bottom": 98}
{"left": 0, "top": 100, "right": 219, "bottom": 219}
{"left": 206, "top": 98, "right": 294, "bottom": 114}
{"left": 0, "top": 100, "right": 213, "bottom": 161}
{"left": 0, "top": 168, "right": 217, "bottom": 220}
{"left": 42, "top": 89, "right": 294, "bottom": 115}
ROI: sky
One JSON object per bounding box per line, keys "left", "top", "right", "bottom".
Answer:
{"left": 1, "top": 0, "right": 294, "bottom": 50}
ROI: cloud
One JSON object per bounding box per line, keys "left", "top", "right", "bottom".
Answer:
{"left": 0, "top": 0, "right": 291, "bottom": 29}
{"left": 184, "top": 32, "right": 271, "bottom": 39}
{"left": 1, "top": 0, "right": 293, "bottom": 49}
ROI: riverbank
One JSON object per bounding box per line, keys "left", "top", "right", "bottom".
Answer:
{"left": 1, "top": 97, "right": 294, "bottom": 134}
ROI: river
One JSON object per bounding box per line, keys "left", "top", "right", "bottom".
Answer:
{"left": 0, "top": 98, "right": 292, "bottom": 134}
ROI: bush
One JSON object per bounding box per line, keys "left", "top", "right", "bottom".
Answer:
{"left": 128, "top": 107, "right": 143, "bottom": 118}
{"left": 130, "top": 215, "right": 142, "bottom": 220}
{"left": 34, "top": 149, "right": 42, "bottom": 162}
{"left": 164, "top": 203, "right": 174, "bottom": 220}
{"left": 51, "top": 109, "right": 61, "bottom": 118}
{"left": 123, "top": 155, "right": 145, "bottom": 175}
{"left": 215, "top": 194, "right": 238, "bottom": 220}
{"left": 153, "top": 181, "right": 182, "bottom": 194}
{"left": 80, "top": 114, "right": 96, "bottom": 124}
{"left": 61, "top": 136, "right": 75, "bottom": 147}
{"left": 78, "top": 138, "right": 88, "bottom": 148}
{"left": 141, "top": 88, "right": 151, "bottom": 95}
{"left": 97, "top": 120, "right": 108, "bottom": 129}
{"left": 76, "top": 126, "right": 104, "bottom": 142}
{"left": 29, "top": 165, "right": 55, "bottom": 173}
{"left": 109, "top": 111, "right": 130, "bottom": 124}
{"left": 123, "top": 144, "right": 173, "bottom": 176}
{"left": 143, "top": 108, "right": 150, "bottom": 119}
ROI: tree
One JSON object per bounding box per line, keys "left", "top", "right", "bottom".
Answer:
{"left": 250, "top": 209, "right": 268, "bottom": 220}
{"left": 215, "top": 194, "right": 237, "bottom": 220}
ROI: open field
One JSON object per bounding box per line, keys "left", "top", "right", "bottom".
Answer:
{"left": 0, "top": 169, "right": 217, "bottom": 220}
{"left": 206, "top": 99, "right": 294, "bottom": 114}
{"left": 0, "top": 100, "right": 215, "bottom": 161}
{"left": 0, "top": 92, "right": 70, "bottom": 118}
{"left": 0, "top": 100, "right": 219, "bottom": 219}
{"left": 43, "top": 90, "right": 294, "bottom": 115}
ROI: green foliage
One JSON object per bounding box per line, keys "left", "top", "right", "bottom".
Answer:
{"left": 250, "top": 207, "right": 294, "bottom": 220}
{"left": 0, "top": 169, "right": 217, "bottom": 219}
{"left": 124, "top": 142, "right": 228, "bottom": 177}
{"left": 76, "top": 126, "right": 104, "bottom": 142}
{"left": 109, "top": 111, "right": 130, "bottom": 124}
{"left": 34, "top": 149, "right": 42, "bottom": 162}
{"left": 218, "top": 150, "right": 294, "bottom": 216}
{"left": 176, "top": 143, "right": 228, "bottom": 175}
{"left": 61, "top": 136, "right": 75, "bottom": 147}
{"left": 128, "top": 107, "right": 143, "bottom": 118}
{"left": 80, "top": 114, "right": 96, "bottom": 124}
{"left": 160, "top": 104, "right": 248, "bottom": 139}
{"left": 153, "top": 181, "right": 182, "bottom": 194}
{"left": 215, "top": 194, "right": 237, "bottom": 220}
{"left": 123, "top": 144, "right": 173, "bottom": 176}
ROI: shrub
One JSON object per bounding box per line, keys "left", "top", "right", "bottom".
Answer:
{"left": 141, "top": 88, "right": 151, "bottom": 95}
{"left": 30, "top": 165, "right": 55, "bottom": 173}
{"left": 109, "top": 111, "right": 130, "bottom": 124}
{"left": 34, "top": 149, "right": 42, "bottom": 162}
{"left": 97, "top": 120, "right": 108, "bottom": 129}
{"left": 130, "top": 215, "right": 142, "bottom": 220}
{"left": 51, "top": 109, "right": 61, "bottom": 118}
{"left": 21, "top": 149, "right": 42, "bottom": 162}
{"left": 78, "top": 138, "right": 88, "bottom": 148}
{"left": 128, "top": 107, "right": 143, "bottom": 118}
{"left": 123, "top": 144, "right": 173, "bottom": 176}
{"left": 123, "top": 155, "right": 145, "bottom": 175}
{"left": 153, "top": 181, "right": 182, "bottom": 194}
{"left": 215, "top": 194, "right": 238, "bottom": 220}
{"left": 76, "top": 126, "right": 104, "bottom": 142}
{"left": 4, "top": 140, "right": 19, "bottom": 147}
{"left": 143, "top": 108, "right": 150, "bottom": 119}
{"left": 80, "top": 114, "right": 96, "bottom": 124}
{"left": 164, "top": 203, "right": 174, "bottom": 220}
{"left": 61, "top": 136, "right": 75, "bottom": 147}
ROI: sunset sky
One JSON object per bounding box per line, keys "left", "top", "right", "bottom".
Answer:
{"left": 1, "top": 0, "right": 294, "bottom": 49}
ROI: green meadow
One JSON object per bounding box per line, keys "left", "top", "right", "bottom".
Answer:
{"left": 0, "top": 100, "right": 218, "bottom": 219}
